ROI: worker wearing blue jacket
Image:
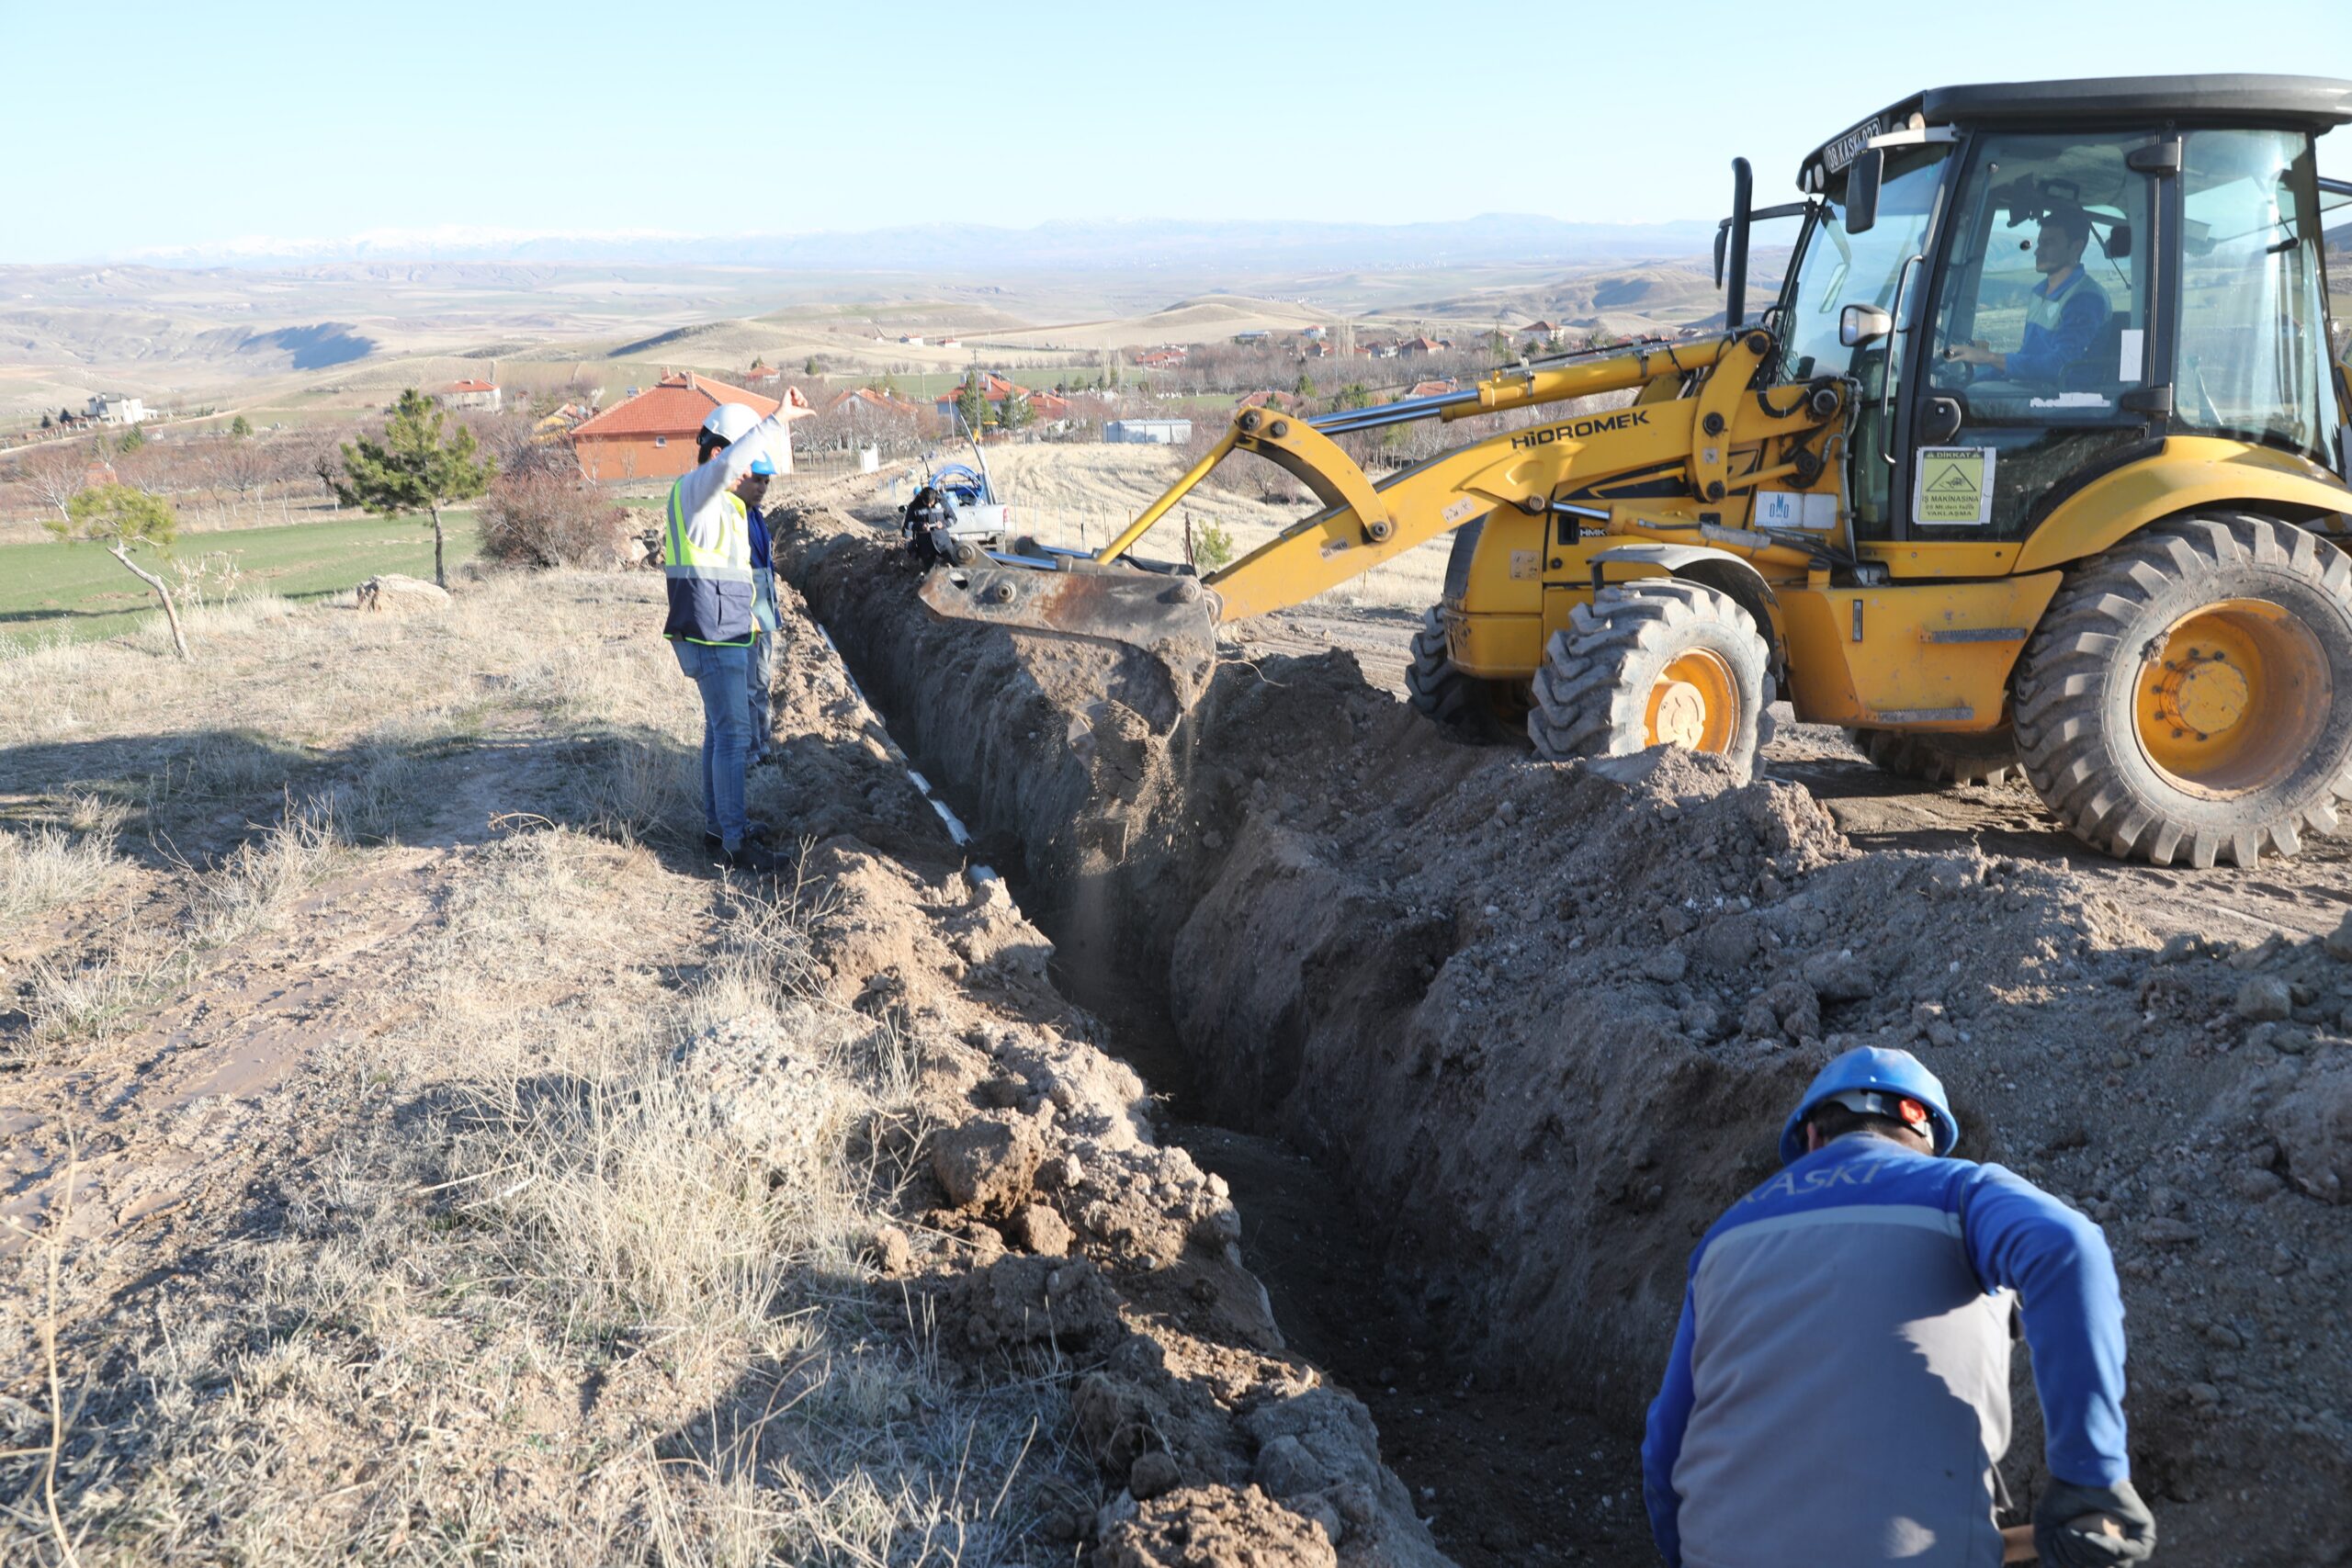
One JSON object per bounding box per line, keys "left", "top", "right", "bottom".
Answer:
{"left": 745, "top": 500, "right": 779, "bottom": 769}
{"left": 1949, "top": 207, "right": 2111, "bottom": 391}
{"left": 1642, "top": 1047, "right": 2154, "bottom": 1568}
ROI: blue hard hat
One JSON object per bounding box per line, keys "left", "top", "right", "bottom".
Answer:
{"left": 749, "top": 455, "right": 777, "bottom": 477}
{"left": 1779, "top": 1045, "right": 1959, "bottom": 1164}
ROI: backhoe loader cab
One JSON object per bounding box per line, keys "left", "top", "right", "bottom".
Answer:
{"left": 1781, "top": 77, "right": 2347, "bottom": 547}
{"left": 918, "top": 73, "right": 2352, "bottom": 868}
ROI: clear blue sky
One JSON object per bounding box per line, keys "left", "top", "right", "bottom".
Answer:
{"left": 2, "top": 0, "right": 2346, "bottom": 262}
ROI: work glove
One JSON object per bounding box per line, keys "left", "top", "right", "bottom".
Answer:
{"left": 2034, "top": 1477, "right": 2155, "bottom": 1567}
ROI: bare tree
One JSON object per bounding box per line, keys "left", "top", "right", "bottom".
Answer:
{"left": 203, "top": 434, "right": 282, "bottom": 517}
{"left": 466, "top": 409, "right": 569, "bottom": 479}
{"left": 18, "top": 441, "right": 91, "bottom": 521}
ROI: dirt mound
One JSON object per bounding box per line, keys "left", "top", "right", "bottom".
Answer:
{"left": 777, "top": 503, "right": 2352, "bottom": 1564}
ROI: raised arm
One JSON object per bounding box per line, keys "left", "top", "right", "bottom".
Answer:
{"left": 672, "top": 409, "right": 796, "bottom": 547}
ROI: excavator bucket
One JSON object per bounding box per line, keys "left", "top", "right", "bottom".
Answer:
{"left": 918, "top": 560, "right": 1219, "bottom": 700}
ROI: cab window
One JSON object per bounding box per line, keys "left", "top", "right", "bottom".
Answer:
{"left": 1920, "top": 132, "right": 2158, "bottom": 539}
{"left": 1926, "top": 131, "right": 2153, "bottom": 419}
{"left": 2177, "top": 128, "right": 2339, "bottom": 464}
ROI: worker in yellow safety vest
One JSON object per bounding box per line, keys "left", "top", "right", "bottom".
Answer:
{"left": 663, "top": 401, "right": 790, "bottom": 873}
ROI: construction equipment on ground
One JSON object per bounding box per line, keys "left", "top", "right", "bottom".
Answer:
{"left": 922, "top": 74, "right": 2352, "bottom": 868}
{"left": 908, "top": 411, "right": 1016, "bottom": 562}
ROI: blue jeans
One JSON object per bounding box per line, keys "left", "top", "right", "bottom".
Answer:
{"left": 672, "top": 639, "right": 751, "bottom": 851}
{"left": 747, "top": 625, "right": 775, "bottom": 762}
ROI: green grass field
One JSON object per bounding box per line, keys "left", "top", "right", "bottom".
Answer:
{"left": 0, "top": 510, "right": 481, "bottom": 650}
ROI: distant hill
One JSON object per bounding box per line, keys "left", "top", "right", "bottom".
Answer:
{"left": 111, "top": 215, "right": 1719, "bottom": 274}
{"left": 0, "top": 306, "right": 377, "bottom": 371}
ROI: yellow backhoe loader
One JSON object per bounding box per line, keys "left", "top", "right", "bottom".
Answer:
{"left": 922, "top": 74, "right": 2352, "bottom": 868}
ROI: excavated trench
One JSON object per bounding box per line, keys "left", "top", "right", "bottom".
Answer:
{"left": 778, "top": 502, "right": 2352, "bottom": 1566}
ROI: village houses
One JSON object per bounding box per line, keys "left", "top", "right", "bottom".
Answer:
{"left": 567, "top": 370, "right": 811, "bottom": 482}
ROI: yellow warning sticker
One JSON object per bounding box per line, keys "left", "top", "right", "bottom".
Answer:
{"left": 1915, "top": 446, "right": 1996, "bottom": 526}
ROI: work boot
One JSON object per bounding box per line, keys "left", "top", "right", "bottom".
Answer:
{"left": 716, "top": 841, "right": 785, "bottom": 876}
{"left": 704, "top": 821, "right": 774, "bottom": 850}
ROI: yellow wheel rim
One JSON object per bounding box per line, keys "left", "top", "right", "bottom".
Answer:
{"left": 1645, "top": 649, "right": 1740, "bottom": 753}
{"left": 2135, "top": 598, "right": 2329, "bottom": 795}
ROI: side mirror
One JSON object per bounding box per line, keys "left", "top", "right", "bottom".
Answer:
{"left": 1840, "top": 303, "right": 1893, "bottom": 348}
{"left": 1846, "top": 146, "right": 1883, "bottom": 236}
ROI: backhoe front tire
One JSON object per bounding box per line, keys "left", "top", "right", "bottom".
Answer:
{"left": 1529, "top": 581, "right": 1770, "bottom": 779}
{"left": 2013, "top": 513, "right": 2352, "bottom": 867}
{"left": 1848, "top": 726, "right": 2022, "bottom": 787}
{"left": 1408, "top": 606, "right": 1512, "bottom": 742}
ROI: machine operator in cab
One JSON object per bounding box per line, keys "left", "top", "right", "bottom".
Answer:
{"left": 1945, "top": 206, "right": 2112, "bottom": 395}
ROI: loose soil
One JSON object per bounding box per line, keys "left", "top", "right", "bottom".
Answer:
{"left": 781, "top": 490, "right": 2352, "bottom": 1567}
{"left": 2, "top": 568, "right": 1446, "bottom": 1563}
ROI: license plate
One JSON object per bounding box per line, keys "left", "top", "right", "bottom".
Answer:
{"left": 1824, "top": 118, "right": 1882, "bottom": 174}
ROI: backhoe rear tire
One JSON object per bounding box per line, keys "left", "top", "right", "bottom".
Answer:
{"left": 1528, "top": 581, "right": 1769, "bottom": 779}
{"left": 1408, "top": 606, "right": 1515, "bottom": 742}
{"left": 1847, "top": 727, "right": 2022, "bottom": 787}
{"left": 2012, "top": 513, "right": 2352, "bottom": 867}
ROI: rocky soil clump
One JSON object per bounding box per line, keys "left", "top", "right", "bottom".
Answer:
{"left": 780, "top": 503, "right": 2352, "bottom": 1564}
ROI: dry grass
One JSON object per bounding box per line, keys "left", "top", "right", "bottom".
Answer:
{"left": 0, "top": 570, "right": 1082, "bottom": 1563}
{"left": 0, "top": 796, "right": 128, "bottom": 922}
{"left": 181, "top": 796, "right": 345, "bottom": 949}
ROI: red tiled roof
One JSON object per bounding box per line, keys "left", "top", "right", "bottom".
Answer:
{"left": 570, "top": 372, "right": 808, "bottom": 439}
{"left": 1403, "top": 379, "right": 1458, "bottom": 398}
{"left": 827, "top": 387, "right": 919, "bottom": 414}
{"left": 932, "top": 375, "right": 1071, "bottom": 420}
{"left": 447, "top": 378, "right": 499, "bottom": 393}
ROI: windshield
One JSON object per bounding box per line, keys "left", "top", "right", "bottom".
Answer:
{"left": 1775, "top": 145, "right": 1951, "bottom": 536}
{"left": 1777, "top": 145, "right": 1950, "bottom": 383}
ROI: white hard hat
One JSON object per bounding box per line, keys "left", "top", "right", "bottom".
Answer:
{"left": 699, "top": 402, "right": 761, "bottom": 446}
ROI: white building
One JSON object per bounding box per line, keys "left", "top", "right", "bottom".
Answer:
{"left": 86, "top": 393, "right": 148, "bottom": 424}
{"left": 443, "top": 378, "right": 503, "bottom": 412}
{"left": 1105, "top": 418, "right": 1193, "bottom": 445}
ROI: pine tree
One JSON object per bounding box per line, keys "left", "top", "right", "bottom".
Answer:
{"left": 954, "top": 373, "right": 990, "bottom": 435}
{"left": 334, "top": 389, "right": 492, "bottom": 589}
{"left": 50, "top": 485, "right": 190, "bottom": 659}
{"left": 229, "top": 413, "right": 254, "bottom": 438}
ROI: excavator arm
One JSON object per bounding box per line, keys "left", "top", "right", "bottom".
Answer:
{"left": 918, "top": 330, "right": 1836, "bottom": 668}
